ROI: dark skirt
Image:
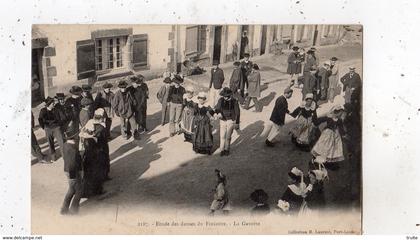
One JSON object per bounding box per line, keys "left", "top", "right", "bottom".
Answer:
{"left": 287, "top": 62, "right": 301, "bottom": 75}
{"left": 82, "top": 139, "right": 107, "bottom": 198}
{"left": 192, "top": 115, "right": 213, "bottom": 154}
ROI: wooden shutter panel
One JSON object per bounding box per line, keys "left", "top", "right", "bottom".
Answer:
{"left": 185, "top": 26, "right": 199, "bottom": 54}
{"left": 76, "top": 39, "right": 95, "bottom": 80}
{"left": 132, "top": 34, "right": 148, "bottom": 70}
{"left": 198, "top": 25, "right": 207, "bottom": 53}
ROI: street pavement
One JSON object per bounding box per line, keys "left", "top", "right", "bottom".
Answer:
{"left": 31, "top": 44, "right": 362, "bottom": 234}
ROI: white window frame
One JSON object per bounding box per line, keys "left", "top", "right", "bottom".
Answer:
{"left": 95, "top": 36, "right": 127, "bottom": 71}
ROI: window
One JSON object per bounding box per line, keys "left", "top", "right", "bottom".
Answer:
{"left": 95, "top": 36, "right": 127, "bottom": 71}
{"left": 185, "top": 25, "right": 207, "bottom": 55}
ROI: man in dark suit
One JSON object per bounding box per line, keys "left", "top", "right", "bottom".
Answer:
{"left": 209, "top": 61, "right": 225, "bottom": 107}
{"left": 129, "top": 75, "right": 149, "bottom": 137}
{"left": 60, "top": 130, "right": 83, "bottom": 215}
{"left": 64, "top": 86, "right": 83, "bottom": 143}
{"left": 265, "top": 87, "right": 293, "bottom": 147}
{"left": 340, "top": 66, "right": 362, "bottom": 104}
{"left": 39, "top": 97, "right": 65, "bottom": 161}
{"left": 240, "top": 53, "right": 253, "bottom": 104}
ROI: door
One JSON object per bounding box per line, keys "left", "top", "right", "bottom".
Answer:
{"left": 212, "top": 26, "right": 222, "bottom": 65}
{"left": 239, "top": 25, "right": 250, "bottom": 59}
{"left": 260, "top": 25, "right": 267, "bottom": 55}
{"left": 313, "top": 25, "right": 319, "bottom": 46}
{"left": 31, "top": 48, "right": 44, "bottom": 107}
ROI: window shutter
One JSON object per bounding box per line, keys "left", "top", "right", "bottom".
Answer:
{"left": 185, "top": 26, "right": 199, "bottom": 55}
{"left": 76, "top": 39, "right": 95, "bottom": 80}
{"left": 198, "top": 25, "right": 207, "bottom": 53}
{"left": 132, "top": 34, "right": 148, "bottom": 70}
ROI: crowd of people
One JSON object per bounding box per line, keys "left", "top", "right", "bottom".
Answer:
{"left": 31, "top": 44, "right": 361, "bottom": 216}
{"left": 207, "top": 46, "right": 361, "bottom": 216}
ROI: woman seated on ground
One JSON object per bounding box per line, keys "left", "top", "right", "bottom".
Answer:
{"left": 192, "top": 92, "right": 215, "bottom": 155}
{"left": 210, "top": 169, "right": 232, "bottom": 215}
{"left": 289, "top": 93, "right": 319, "bottom": 151}
{"left": 182, "top": 59, "right": 206, "bottom": 76}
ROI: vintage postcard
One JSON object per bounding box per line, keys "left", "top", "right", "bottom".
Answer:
{"left": 30, "top": 24, "right": 362, "bottom": 234}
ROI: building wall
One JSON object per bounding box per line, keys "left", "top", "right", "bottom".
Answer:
{"left": 33, "top": 24, "right": 172, "bottom": 95}
{"left": 225, "top": 25, "right": 239, "bottom": 61}
{"left": 32, "top": 24, "right": 345, "bottom": 97}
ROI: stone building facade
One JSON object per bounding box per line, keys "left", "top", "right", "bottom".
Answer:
{"left": 32, "top": 24, "right": 345, "bottom": 102}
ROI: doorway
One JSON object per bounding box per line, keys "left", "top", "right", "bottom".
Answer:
{"left": 212, "top": 26, "right": 222, "bottom": 65}
{"left": 260, "top": 25, "right": 267, "bottom": 55}
{"left": 239, "top": 25, "right": 250, "bottom": 59}
{"left": 32, "top": 48, "right": 45, "bottom": 107}
{"left": 313, "top": 25, "right": 319, "bottom": 46}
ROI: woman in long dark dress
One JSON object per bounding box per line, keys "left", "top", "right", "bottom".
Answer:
{"left": 305, "top": 170, "right": 327, "bottom": 211}
{"left": 192, "top": 92, "right": 214, "bottom": 155}
{"left": 180, "top": 86, "right": 196, "bottom": 142}
{"left": 80, "top": 108, "right": 109, "bottom": 198}
{"left": 289, "top": 93, "right": 319, "bottom": 151}
{"left": 278, "top": 167, "right": 308, "bottom": 215}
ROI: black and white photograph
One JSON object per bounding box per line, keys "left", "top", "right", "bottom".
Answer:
{"left": 29, "top": 24, "right": 363, "bottom": 234}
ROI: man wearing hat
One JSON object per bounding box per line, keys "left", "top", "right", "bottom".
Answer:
{"left": 208, "top": 61, "right": 225, "bottom": 107}
{"left": 112, "top": 79, "right": 137, "bottom": 140}
{"left": 167, "top": 75, "right": 186, "bottom": 136}
{"left": 81, "top": 84, "right": 93, "bottom": 101}
{"left": 38, "top": 96, "right": 65, "bottom": 161}
{"left": 287, "top": 46, "right": 302, "bottom": 85}
{"left": 315, "top": 61, "right": 331, "bottom": 101}
{"left": 340, "top": 66, "right": 361, "bottom": 104}
{"left": 214, "top": 87, "right": 240, "bottom": 156}
{"left": 240, "top": 53, "right": 253, "bottom": 103}
{"left": 265, "top": 87, "right": 293, "bottom": 147}
{"left": 229, "top": 61, "right": 243, "bottom": 101}
{"left": 65, "top": 86, "right": 83, "bottom": 142}
{"left": 129, "top": 75, "right": 149, "bottom": 136}
{"left": 60, "top": 129, "right": 82, "bottom": 215}
{"left": 328, "top": 57, "right": 340, "bottom": 103}
{"left": 94, "top": 82, "right": 114, "bottom": 139}
{"left": 157, "top": 77, "right": 172, "bottom": 126}
{"left": 310, "top": 47, "right": 320, "bottom": 66}
{"left": 79, "top": 97, "right": 94, "bottom": 128}
{"left": 243, "top": 63, "right": 262, "bottom": 111}
{"left": 54, "top": 92, "right": 70, "bottom": 134}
